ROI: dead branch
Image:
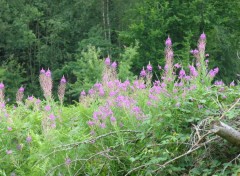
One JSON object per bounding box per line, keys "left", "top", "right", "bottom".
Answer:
{"left": 212, "top": 121, "right": 240, "bottom": 147}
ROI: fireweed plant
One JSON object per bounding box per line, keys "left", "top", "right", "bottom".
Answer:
{"left": 0, "top": 34, "right": 239, "bottom": 176}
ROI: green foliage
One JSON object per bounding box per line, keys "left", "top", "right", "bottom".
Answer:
{"left": 0, "top": 0, "right": 239, "bottom": 102}
{"left": 118, "top": 42, "right": 139, "bottom": 81}
{"left": 0, "top": 58, "right": 26, "bottom": 102}
{"left": 0, "top": 34, "right": 240, "bottom": 175}
{"left": 120, "top": 0, "right": 240, "bottom": 82}
{"left": 68, "top": 45, "right": 104, "bottom": 97}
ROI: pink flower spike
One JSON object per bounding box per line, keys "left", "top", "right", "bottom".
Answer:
{"left": 230, "top": 81, "right": 235, "bottom": 87}
{"left": 110, "top": 116, "right": 116, "bottom": 122}
{"left": 174, "top": 63, "right": 181, "bottom": 68}
{"left": 193, "top": 49, "right": 199, "bottom": 55}
{"left": 19, "top": 86, "right": 24, "bottom": 92}
{"left": 40, "top": 68, "right": 45, "bottom": 74}
{"left": 140, "top": 67, "right": 147, "bottom": 77}
{"left": 28, "top": 96, "right": 34, "bottom": 101}
{"left": 111, "top": 61, "right": 117, "bottom": 68}
{"left": 60, "top": 76, "right": 66, "bottom": 83}
{"left": 200, "top": 32, "right": 206, "bottom": 40}
{"left": 179, "top": 69, "right": 186, "bottom": 79}
{"left": 158, "top": 65, "right": 162, "bottom": 70}
{"left": 100, "top": 123, "right": 106, "bottom": 129}
{"left": 147, "top": 62, "right": 152, "bottom": 72}
{"left": 45, "top": 69, "right": 51, "bottom": 77}
{"left": 165, "top": 36, "right": 172, "bottom": 47}
{"left": 88, "top": 121, "right": 95, "bottom": 126}
{"left": 0, "top": 82, "right": 5, "bottom": 90}
{"left": 36, "top": 99, "right": 41, "bottom": 104}
{"left": 81, "top": 90, "right": 86, "bottom": 96}
{"left": 49, "top": 114, "right": 56, "bottom": 121}
{"left": 7, "top": 127, "right": 12, "bottom": 131}
{"left": 105, "top": 57, "right": 111, "bottom": 66}
{"left": 44, "top": 105, "right": 51, "bottom": 111}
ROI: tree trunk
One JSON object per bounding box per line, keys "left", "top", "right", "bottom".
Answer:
{"left": 106, "top": 0, "right": 111, "bottom": 54}
{"left": 102, "top": 0, "right": 107, "bottom": 41}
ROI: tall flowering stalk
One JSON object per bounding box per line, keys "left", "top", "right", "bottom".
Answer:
{"left": 102, "top": 56, "right": 117, "bottom": 88}
{"left": 197, "top": 33, "right": 207, "bottom": 79}
{"left": 164, "top": 36, "right": 174, "bottom": 82}
{"left": 0, "top": 82, "right": 5, "bottom": 104}
{"left": 58, "top": 76, "right": 66, "bottom": 105}
{"left": 190, "top": 33, "right": 209, "bottom": 84}
{"left": 39, "top": 68, "right": 53, "bottom": 100}
{"left": 198, "top": 33, "right": 206, "bottom": 60}
{"left": 139, "top": 63, "right": 152, "bottom": 87}
{"left": 16, "top": 86, "right": 24, "bottom": 103}
{"left": 79, "top": 90, "right": 86, "bottom": 103}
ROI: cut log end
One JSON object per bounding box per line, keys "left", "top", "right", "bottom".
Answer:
{"left": 212, "top": 121, "right": 240, "bottom": 147}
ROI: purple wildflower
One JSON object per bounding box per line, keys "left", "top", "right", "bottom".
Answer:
{"left": 222, "top": 95, "right": 227, "bottom": 99}
{"left": 36, "top": 99, "right": 41, "bottom": 104}
{"left": 40, "top": 68, "right": 45, "bottom": 74}
{"left": 165, "top": 36, "right": 172, "bottom": 47}
{"left": 65, "top": 158, "right": 71, "bottom": 166}
{"left": 17, "top": 144, "right": 23, "bottom": 150}
{"left": 100, "top": 123, "right": 106, "bottom": 129}
{"left": 110, "top": 116, "right": 116, "bottom": 122}
{"left": 214, "top": 80, "right": 224, "bottom": 86}
{"left": 0, "top": 82, "right": 4, "bottom": 90}
{"left": 178, "top": 69, "right": 186, "bottom": 79}
{"left": 60, "top": 76, "right": 66, "bottom": 83}
{"left": 88, "top": 121, "right": 95, "bottom": 126}
{"left": 189, "top": 65, "right": 198, "bottom": 77}
{"left": 7, "top": 127, "right": 12, "bottom": 131}
{"left": 200, "top": 32, "right": 206, "bottom": 40}
{"left": 111, "top": 61, "right": 117, "bottom": 68}
{"left": 230, "top": 81, "right": 235, "bottom": 87}
{"left": 45, "top": 69, "right": 51, "bottom": 77}
{"left": 28, "top": 96, "right": 34, "bottom": 101}
{"left": 19, "top": 86, "right": 24, "bottom": 92}
{"left": 147, "top": 62, "right": 152, "bottom": 72}
{"left": 140, "top": 67, "right": 147, "bottom": 77}
{"left": 51, "top": 123, "right": 56, "bottom": 128}
{"left": 49, "top": 114, "right": 56, "bottom": 121}
{"left": 88, "top": 89, "right": 95, "bottom": 95}
{"left": 44, "top": 105, "right": 51, "bottom": 111}
{"left": 105, "top": 57, "right": 111, "bottom": 66}
{"left": 26, "top": 136, "right": 32, "bottom": 143}
{"left": 99, "top": 88, "right": 105, "bottom": 96}
{"left": 174, "top": 63, "right": 181, "bottom": 68}
{"left": 208, "top": 67, "right": 219, "bottom": 78}
{"left": 81, "top": 90, "right": 86, "bottom": 96}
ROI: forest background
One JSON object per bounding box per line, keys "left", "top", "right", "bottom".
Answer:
{"left": 0, "top": 0, "right": 239, "bottom": 103}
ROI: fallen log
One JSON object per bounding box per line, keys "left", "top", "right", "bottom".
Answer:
{"left": 212, "top": 121, "right": 240, "bottom": 147}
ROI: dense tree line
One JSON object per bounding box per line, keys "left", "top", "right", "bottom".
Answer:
{"left": 0, "top": 0, "right": 239, "bottom": 102}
